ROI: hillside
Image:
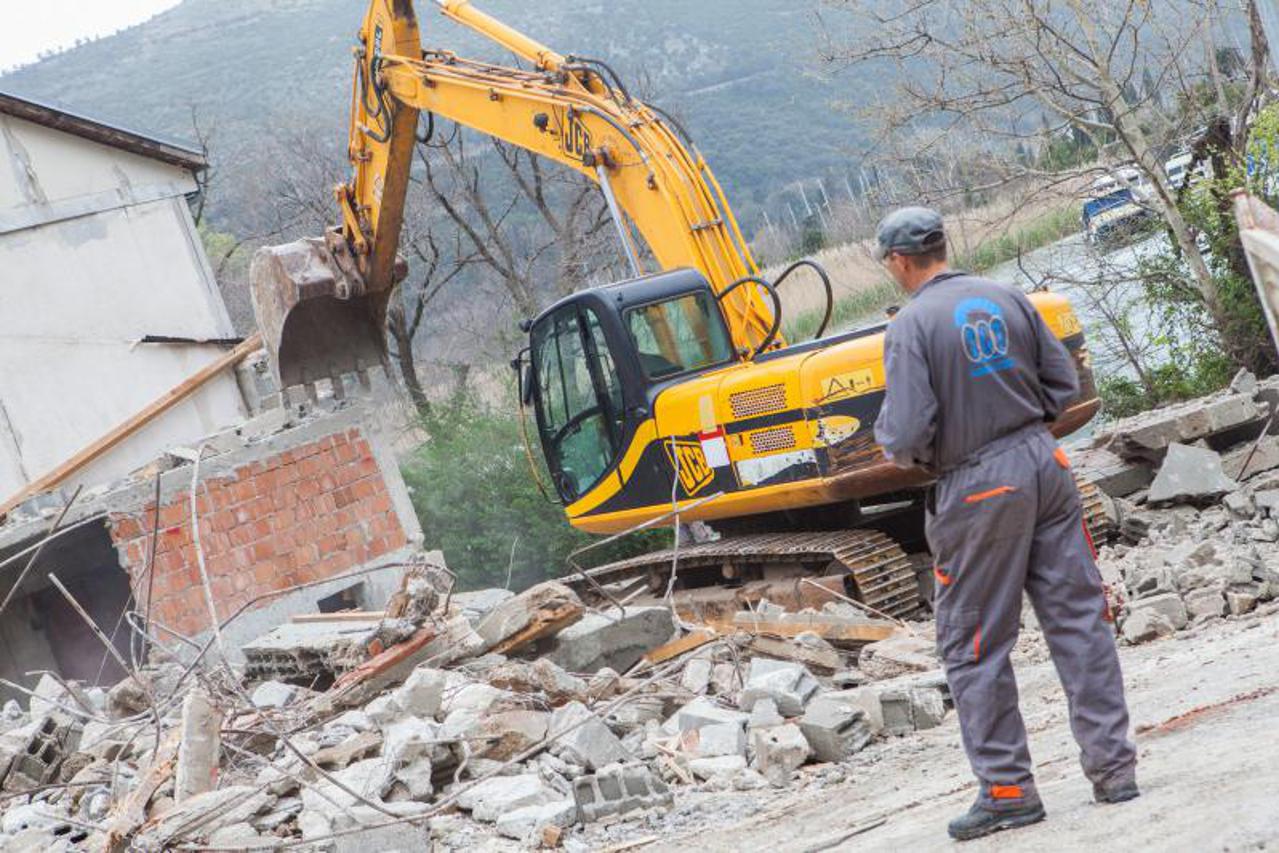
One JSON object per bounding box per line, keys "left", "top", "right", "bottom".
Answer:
{"left": 0, "top": 0, "right": 873, "bottom": 235}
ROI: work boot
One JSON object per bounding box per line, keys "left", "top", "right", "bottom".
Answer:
{"left": 1093, "top": 778, "right": 1140, "bottom": 804}
{"left": 947, "top": 798, "right": 1046, "bottom": 842}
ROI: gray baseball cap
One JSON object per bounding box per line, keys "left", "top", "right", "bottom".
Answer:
{"left": 874, "top": 206, "right": 946, "bottom": 261}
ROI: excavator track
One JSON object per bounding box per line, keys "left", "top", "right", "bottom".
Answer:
{"left": 568, "top": 529, "right": 921, "bottom": 620}
{"left": 1076, "top": 475, "right": 1115, "bottom": 545}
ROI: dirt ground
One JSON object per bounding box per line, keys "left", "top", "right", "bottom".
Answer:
{"left": 596, "top": 603, "right": 1279, "bottom": 852}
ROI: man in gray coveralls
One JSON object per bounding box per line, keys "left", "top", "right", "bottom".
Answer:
{"left": 872, "top": 207, "right": 1139, "bottom": 841}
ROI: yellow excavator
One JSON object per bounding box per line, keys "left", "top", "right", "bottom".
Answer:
{"left": 250, "top": 0, "right": 1101, "bottom": 618}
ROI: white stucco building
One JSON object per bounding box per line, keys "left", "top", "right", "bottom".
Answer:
{"left": 0, "top": 91, "right": 247, "bottom": 501}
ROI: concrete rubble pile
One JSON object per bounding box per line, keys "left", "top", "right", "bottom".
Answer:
{"left": 0, "top": 553, "right": 953, "bottom": 851}
{"left": 1077, "top": 370, "right": 1279, "bottom": 644}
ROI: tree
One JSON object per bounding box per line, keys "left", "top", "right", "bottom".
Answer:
{"left": 818, "top": 0, "right": 1276, "bottom": 376}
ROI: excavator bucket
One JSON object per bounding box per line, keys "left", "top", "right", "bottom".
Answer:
{"left": 249, "top": 231, "right": 404, "bottom": 388}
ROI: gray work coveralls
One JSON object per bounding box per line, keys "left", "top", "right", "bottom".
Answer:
{"left": 874, "top": 270, "right": 1136, "bottom": 810}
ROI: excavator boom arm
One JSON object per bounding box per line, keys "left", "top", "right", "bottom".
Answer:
{"left": 339, "top": 0, "right": 776, "bottom": 351}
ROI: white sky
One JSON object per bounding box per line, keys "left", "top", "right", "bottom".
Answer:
{"left": 0, "top": 0, "right": 180, "bottom": 72}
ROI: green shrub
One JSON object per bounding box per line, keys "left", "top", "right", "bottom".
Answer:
{"left": 401, "top": 394, "right": 669, "bottom": 592}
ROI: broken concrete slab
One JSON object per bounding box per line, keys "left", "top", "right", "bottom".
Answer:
{"left": 1069, "top": 447, "right": 1154, "bottom": 497}
{"left": 680, "top": 658, "right": 714, "bottom": 694}
{"left": 573, "top": 762, "right": 673, "bottom": 821}
{"left": 549, "top": 701, "right": 632, "bottom": 770}
{"left": 495, "top": 799, "right": 577, "bottom": 842}
{"left": 455, "top": 773, "right": 562, "bottom": 823}
{"left": 485, "top": 658, "right": 588, "bottom": 706}
{"left": 242, "top": 618, "right": 384, "bottom": 683}
{"left": 1148, "top": 443, "right": 1238, "bottom": 505}
{"left": 138, "top": 785, "right": 273, "bottom": 847}
{"left": 543, "top": 606, "right": 677, "bottom": 674}
{"left": 449, "top": 588, "right": 516, "bottom": 627}
{"left": 311, "top": 731, "right": 382, "bottom": 770}
{"left": 464, "top": 709, "right": 550, "bottom": 761}
{"left": 806, "top": 687, "right": 883, "bottom": 734}
{"left": 1099, "top": 393, "right": 1268, "bottom": 461}
{"left": 737, "top": 658, "right": 821, "bottom": 716}
{"left": 475, "top": 580, "right": 583, "bottom": 654}
{"left": 1223, "top": 436, "right": 1279, "bottom": 480}
{"left": 858, "top": 632, "right": 937, "bottom": 680}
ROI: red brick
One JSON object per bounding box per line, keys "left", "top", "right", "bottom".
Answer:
{"left": 230, "top": 480, "right": 256, "bottom": 504}
{"left": 229, "top": 525, "right": 255, "bottom": 548}
{"left": 159, "top": 503, "right": 186, "bottom": 527}
{"left": 111, "top": 516, "right": 143, "bottom": 541}
{"left": 251, "top": 540, "right": 277, "bottom": 561}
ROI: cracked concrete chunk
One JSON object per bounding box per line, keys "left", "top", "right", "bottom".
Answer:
{"left": 549, "top": 701, "right": 632, "bottom": 770}
{"left": 737, "top": 658, "right": 821, "bottom": 716}
{"left": 1148, "top": 443, "right": 1238, "bottom": 505}
{"left": 544, "top": 606, "right": 677, "bottom": 674}
{"left": 455, "top": 773, "right": 561, "bottom": 822}
{"left": 858, "top": 632, "right": 937, "bottom": 680}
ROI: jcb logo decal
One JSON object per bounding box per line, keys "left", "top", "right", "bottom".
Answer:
{"left": 664, "top": 439, "right": 714, "bottom": 496}
{"left": 562, "top": 111, "right": 592, "bottom": 162}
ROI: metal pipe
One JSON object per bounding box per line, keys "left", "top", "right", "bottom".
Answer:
{"left": 596, "top": 164, "right": 642, "bottom": 277}
{"left": 432, "top": 0, "right": 566, "bottom": 72}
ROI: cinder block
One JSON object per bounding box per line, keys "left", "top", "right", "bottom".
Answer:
{"left": 572, "top": 762, "right": 673, "bottom": 822}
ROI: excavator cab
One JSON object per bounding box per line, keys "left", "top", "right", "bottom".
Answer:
{"left": 526, "top": 268, "right": 736, "bottom": 503}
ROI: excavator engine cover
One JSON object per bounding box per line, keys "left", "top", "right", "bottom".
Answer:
{"left": 249, "top": 229, "right": 405, "bottom": 388}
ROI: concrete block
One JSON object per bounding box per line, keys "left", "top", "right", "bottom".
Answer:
{"left": 250, "top": 680, "right": 301, "bottom": 710}
{"left": 737, "top": 658, "right": 821, "bottom": 716}
{"left": 495, "top": 799, "right": 577, "bottom": 841}
{"left": 910, "top": 687, "right": 947, "bottom": 730}
{"left": 660, "top": 696, "right": 749, "bottom": 736}
{"left": 301, "top": 759, "right": 395, "bottom": 818}
{"left": 572, "top": 762, "right": 672, "bottom": 821}
{"left": 27, "top": 675, "right": 90, "bottom": 721}
{"left": 1121, "top": 609, "right": 1177, "bottom": 644}
{"left": 799, "top": 700, "right": 873, "bottom": 762}
{"left": 809, "top": 688, "right": 883, "bottom": 734}
{"left": 394, "top": 667, "right": 446, "bottom": 719}
{"left": 364, "top": 694, "right": 404, "bottom": 726}
{"left": 1227, "top": 589, "right": 1260, "bottom": 615}
{"left": 1148, "top": 443, "right": 1237, "bottom": 505}
{"left": 176, "top": 691, "right": 222, "bottom": 804}
{"left": 686, "top": 754, "right": 749, "bottom": 783}
{"left": 750, "top": 723, "right": 811, "bottom": 785}
{"left": 1128, "top": 591, "right": 1189, "bottom": 630}
{"left": 858, "top": 632, "right": 937, "bottom": 680}
{"left": 456, "top": 773, "right": 561, "bottom": 823}
{"left": 680, "top": 721, "right": 746, "bottom": 758}
{"left": 549, "top": 701, "right": 631, "bottom": 770}
{"left": 1184, "top": 587, "right": 1227, "bottom": 620}
{"left": 545, "top": 606, "right": 678, "bottom": 674}
{"left": 681, "top": 658, "right": 714, "bottom": 694}
{"left": 748, "top": 697, "right": 785, "bottom": 729}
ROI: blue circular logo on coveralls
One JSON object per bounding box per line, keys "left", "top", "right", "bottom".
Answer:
{"left": 953, "top": 297, "right": 1014, "bottom": 377}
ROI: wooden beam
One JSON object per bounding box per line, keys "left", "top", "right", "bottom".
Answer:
{"left": 489, "top": 602, "right": 584, "bottom": 655}
{"left": 709, "top": 617, "right": 898, "bottom": 644}
{"left": 291, "top": 611, "right": 386, "bottom": 624}
{"left": 0, "top": 334, "right": 262, "bottom": 518}
{"left": 641, "top": 629, "right": 717, "bottom": 665}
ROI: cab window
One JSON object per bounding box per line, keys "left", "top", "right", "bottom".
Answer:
{"left": 532, "top": 305, "right": 623, "bottom": 502}
{"left": 625, "top": 290, "right": 733, "bottom": 379}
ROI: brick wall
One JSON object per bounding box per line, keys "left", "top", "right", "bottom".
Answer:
{"left": 107, "top": 427, "right": 409, "bottom": 638}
